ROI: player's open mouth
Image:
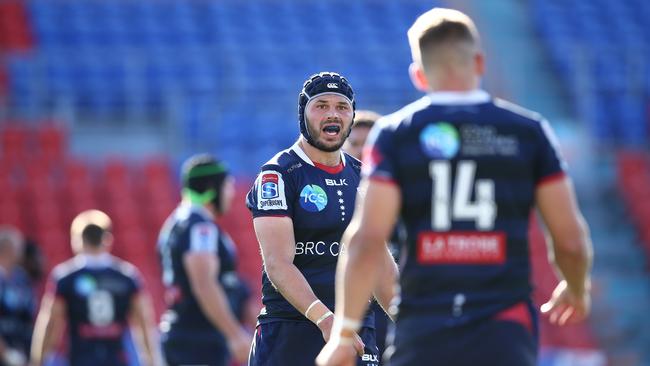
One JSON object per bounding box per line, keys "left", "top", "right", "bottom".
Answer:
{"left": 322, "top": 124, "right": 341, "bottom": 136}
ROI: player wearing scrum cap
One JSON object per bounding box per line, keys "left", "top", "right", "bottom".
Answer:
{"left": 157, "top": 154, "right": 252, "bottom": 366}
{"left": 246, "top": 72, "right": 397, "bottom": 366}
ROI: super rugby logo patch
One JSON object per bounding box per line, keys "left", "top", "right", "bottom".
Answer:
{"left": 257, "top": 170, "right": 288, "bottom": 210}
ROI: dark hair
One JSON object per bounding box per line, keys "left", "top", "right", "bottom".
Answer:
{"left": 81, "top": 224, "right": 105, "bottom": 247}
{"left": 181, "top": 154, "right": 229, "bottom": 208}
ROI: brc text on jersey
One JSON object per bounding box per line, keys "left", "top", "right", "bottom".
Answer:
{"left": 416, "top": 231, "right": 506, "bottom": 264}
{"left": 295, "top": 241, "right": 343, "bottom": 256}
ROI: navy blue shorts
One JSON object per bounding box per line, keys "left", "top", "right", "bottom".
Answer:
{"left": 385, "top": 304, "right": 537, "bottom": 366}
{"left": 162, "top": 335, "right": 229, "bottom": 366}
{"left": 249, "top": 321, "right": 380, "bottom": 366}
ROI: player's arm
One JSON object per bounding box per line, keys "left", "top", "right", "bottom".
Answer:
{"left": 254, "top": 217, "right": 333, "bottom": 330}
{"left": 536, "top": 176, "right": 593, "bottom": 325}
{"left": 30, "top": 293, "right": 66, "bottom": 366}
{"left": 184, "top": 250, "right": 251, "bottom": 363}
{"left": 317, "top": 179, "right": 400, "bottom": 366}
{"left": 253, "top": 216, "right": 363, "bottom": 352}
{"left": 372, "top": 245, "right": 398, "bottom": 319}
{"left": 128, "top": 291, "right": 163, "bottom": 366}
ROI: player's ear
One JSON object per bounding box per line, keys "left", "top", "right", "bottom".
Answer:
{"left": 102, "top": 231, "right": 114, "bottom": 250}
{"left": 409, "top": 63, "right": 430, "bottom": 92}
{"left": 475, "top": 52, "right": 485, "bottom": 77}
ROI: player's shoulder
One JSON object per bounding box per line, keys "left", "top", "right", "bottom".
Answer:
{"left": 260, "top": 145, "right": 302, "bottom": 173}
{"left": 50, "top": 258, "right": 82, "bottom": 282}
{"left": 173, "top": 203, "right": 215, "bottom": 227}
{"left": 491, "top": 98, "right": 546, "bottom": 126}
{"left": 343, "top": 152, "right": 362, "bottom": 173}
{"left": 109, "top": 256, "right": 142, "bottom": 280}
{"left": 374, "top": 96, "right": 433, "bottom": 137}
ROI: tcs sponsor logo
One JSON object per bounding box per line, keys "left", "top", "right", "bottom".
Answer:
{"left": 74, "top": 275, "right": 97, "bottom": 296}
{"left": 420, "top": 122, "right": 460, "bottom": 159}
{"left": 299, "top": 184, "right": 328, "bottom": 212}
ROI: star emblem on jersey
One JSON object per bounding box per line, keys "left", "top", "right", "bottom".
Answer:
{"left": 337, "top": 190, "right": 343, "bottom": 196}
{"left": 420, "top": 122, "right": 460, "bottom": 159}
{"left": 299, "top": 184, "right": 328, "bottom": 212}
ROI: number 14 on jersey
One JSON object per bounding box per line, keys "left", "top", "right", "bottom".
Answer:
{"left": 429, "top": 160, "right": 497, "bottom": 231}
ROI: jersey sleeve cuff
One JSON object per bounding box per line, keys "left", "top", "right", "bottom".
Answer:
{"left": 368, "top": 175, "right": 398, "bottom": 186}
{"left": 536, "top": 171, "right": 566, "bottom": 187}
{"left": 252, "top": 213, "right": 290, "bottom": 218}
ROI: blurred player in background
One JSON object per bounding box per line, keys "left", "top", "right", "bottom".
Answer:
{"left": 246, "top": 72, "right": 396, "bottom": 366}
{"left": 31, "top": 210, "right": 160, "bottom": 366}
{"left": 318, "top": 7, "right": 593, "bottom": 366}
{"left": 157, "top": 154, "right": 252, "bottom": 366}
{"left": 342, "top": 110, "right": 381, "bottom": 162}
{"left": 0, "top": 226, "right": 34, "bottom": 366}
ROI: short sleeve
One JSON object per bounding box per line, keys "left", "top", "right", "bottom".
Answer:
{"left": 362, "top": 122, "right": 398, "bottom": 184}
{"left": 188, "top": 221, "right": 219, "bottom": 253}
{"left": 45, "top": 268, "right": 66, "bottom": 300}
{"left": 128, "top": 267, "right": 143, "bottom": 293}
{"left": 534, "top": 118, "right": 568, "bottom": 185}
{"left": 247, "top": 167, "right": 295, "bottom": 217}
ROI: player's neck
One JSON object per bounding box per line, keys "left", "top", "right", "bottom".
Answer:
{"left": 427, "top": 72, "right": 479, "bottom": 91}
{"left": 299, "top": 139, "right": 341, "bottom": 167}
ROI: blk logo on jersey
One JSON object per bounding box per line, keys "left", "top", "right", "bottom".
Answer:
{"left": 299, "top": 184, "right": 328, "bottom": 212}
{"left": 325, "top": 178, "right": 347, "bottom": 186}
{"left": 261, "top": 174, "right": 279, "bottom": 199}
{"left": 420, "top": 122, "right": 460, "bottom": 159}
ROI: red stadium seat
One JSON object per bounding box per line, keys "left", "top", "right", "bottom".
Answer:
{"left": 0, "top": 202, "right": 23, "bottom": 231}
{"left": 1, "top": 124, "right": 28, "bottom": 161}
{"left": 35, "top": 124, "right": 66, "bottom": 161}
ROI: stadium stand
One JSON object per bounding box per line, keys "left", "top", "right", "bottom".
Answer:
{"left": 4, "top": 0, "right": 434, "bottom": 174}
{"left": 3, "top": 0, "right": 649, "bottom": 364}
{"left": 531, "top": 0, "right": 650, "bottom": 147}
{"left": 618, "top": 151, "right": 650, "bottom": 256}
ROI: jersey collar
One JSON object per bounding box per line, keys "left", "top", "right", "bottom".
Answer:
{"left": 427, "top": 89, "right": 490, "bottom": 105}
{"left": 75, "top": 253, "right": 113, "bottom": 268}
{"left": 178, "top": 201, "right": 215, "bottom": 221}
{"left": 290, "top": 140, "right": 347, "bottom": 167}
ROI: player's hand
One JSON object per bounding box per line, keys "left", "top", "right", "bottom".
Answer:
{"left": 227, "top": 329, "right": 253, "bottom": 363}
{"left": 541, "top": 280, "right": 591, "bottom": 326}
{"left": 316, "top": 315, "right": 364, "bottom": 355}
{"left": 316, "top": 337, "right": 357, "bottom": 366}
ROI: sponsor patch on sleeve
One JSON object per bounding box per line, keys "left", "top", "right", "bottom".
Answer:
{"left": 189, "top": 222, "right": 218, "bottom": 253}
{"left": 257, "top": 170, "right": 288, "bottom": 211}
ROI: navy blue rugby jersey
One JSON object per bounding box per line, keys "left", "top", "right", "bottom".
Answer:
{"left": 49, "top": 254, "right": 141, "bottom": 366}
{"left": 364, "top": 90, "right": 566, "bottom": 337}
{"left": 0, "top": 267, "right": 35, "bottom": 355}
{"left": 247, "top": 142, "right": 375, "bottom": 327}
{"left": 158, "top": 202, "right": 246, "bottom": 339}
